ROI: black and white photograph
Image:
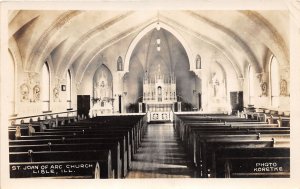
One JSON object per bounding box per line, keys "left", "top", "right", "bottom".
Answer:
{"left": 1, "top": 0, "right": 300, "bottom": 189}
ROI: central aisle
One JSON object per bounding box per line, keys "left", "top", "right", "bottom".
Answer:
{"left": 126, "top": 123, "right": 196, "bottom": 178}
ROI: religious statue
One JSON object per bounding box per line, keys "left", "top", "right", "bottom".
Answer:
{"left": 33, "top": 85, "right": 40, "bottom": 102}
{"left": 196, "top": 55, "right": 201, "bottom": 69}
{"left": 20, "top": 83, "right": 29, "bottom": 102}
{"left": 211, "top": 73, "right": 220, "bottom": 97}
{"left": 260, "top": 82, "right": 268, "bottom": 96}
{"left": 94, "top": 71, "right": 111, "bottom": 100}
{"left": 53, "top": 87, "right": 60, "bottom": 102}
{"left": 280, "top": 79, "right": 288, "bottom": 96}
{"left": 158, "top": 86, "right": 162, "bottom": 95}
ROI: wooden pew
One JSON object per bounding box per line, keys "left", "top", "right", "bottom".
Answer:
{"left": 11, "top": 123, "right": 139, "bottom": 166}
{"left": 189, "top": 133, "right": 290, "bottom": 169}
{"left": 8, "top": 114, "right": 147, "bottom": 179}
{"left": 10, "top": 142, "right": 122, "bottom": 178}
{"left": 184, "top": 125, "right": 289, "bottom": 152}
{"left": 19, "top": 131, "right": 132, "bottom": 173}
{"left": 185, "top": 126, "right": 289, "bottom": 165}
{"left": 213, "top": 147, "right": 290, "bottom": 178}
{"left": 57, "top": 123, "right": 143, "bottom": 154}
{"left": 54, "top": 116, "right": 77, "bottom": 126}
{"left": 10, "top": 150, "right": 113, "bottom": 178}
{"left": 9, "top": 124, "right": 42, "bottom": 139}
{"left": 173, "top": 113, "right": 290, "bottom": 178}
{"left": 198, "top": 139, "right": 290, "bottom": 177}
{"left": 66, "top": 118, "right": 144, "bottom": 144}
{"left": 33, "top": 128, "right": 136, "bottom": 161}
{"left": 10, "top": 136, "right": 129, "bottom": 178}
{"left": 174, "top": 118, "right": 272, "bottom": 142}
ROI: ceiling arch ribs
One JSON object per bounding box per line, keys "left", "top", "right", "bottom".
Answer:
{"left": 123, "top": 14, "right": 195, "bottom": 74}
{"left": 239, "top": 11, "right": 289, "bottom": 68}
{"left": 288, "top": 0, "right": 300, "bottom": 28}
{"left": 186, "top": 11, "right": 262, "bottom": 74}
{"left": 9, "top": 37, "right": 23, "bottom": 71}
{"left": 69, "top": 51, "right": 86, "bottom": 79}
{"left": 9, "top": 10, "right": 20, "bottom": 24}
{"left": 75, "top": 14, "right": 157, "bottom": 83}
{"left": 27, "top": 10, "right": 82, "bottom": 72}
{"left": 144, "top": 30, "right": 156, "bottom": 72}
{"left": 161, "top": 29, "right": 174, "bottom": 72}
{"left": 49, "top": 38, "right": 69, "bottom": 72}
{"left": 9, "top": 11, "right": 40, "bottom": 38}
{"left": 262, "top": 48, "right": 273, "bottom": 72}
{"left": 159, "top": 12, "right": 243, "bottom": 79}
{"left": 12, "top": 16, "right": 39, "bottom": 68}
{"left": 143, "top": 29, "right": 174, "bottom": 73}
{"left": 57, "top": 11, "right": 135, "bottom": 77}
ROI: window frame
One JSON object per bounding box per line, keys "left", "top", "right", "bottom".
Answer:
{"left": 42, "top": 61, "right": 51, "bottom": 112}
{"left": 269, "top": 55, "right": 280, "bottom": 107}
{"left": 67, "top": 69, "right": 72, "bottom": 110}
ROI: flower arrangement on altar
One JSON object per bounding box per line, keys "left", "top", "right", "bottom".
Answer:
{"left": 91, "top": 97, "right": 101, "bottom": 104}
{"left": 91, "top": 97, "right": 114, "bottom": 104}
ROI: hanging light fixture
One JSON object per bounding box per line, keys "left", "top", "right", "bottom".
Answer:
{"left": 156, "top": 11, "right": 161, "bottom": 31}
{"left": 156, "top": 37, "right": 161, "bottom": 52}
{"left": 156, "top": 11, "right": 161, "bottom": 52}
{"left": 156, "top": 38, "right": 161, "bottom": 45}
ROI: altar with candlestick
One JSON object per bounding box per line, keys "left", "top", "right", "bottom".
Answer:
{"left": 143, "top": 64, "right": 177, "bottom": 122}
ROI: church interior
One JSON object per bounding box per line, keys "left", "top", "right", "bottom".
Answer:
{"left": 1, "top": 2, "right": 300, "bottom": 187}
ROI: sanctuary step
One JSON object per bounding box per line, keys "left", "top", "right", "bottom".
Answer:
{"left": 126, "top": 123, "right": 196, "bottom": 178}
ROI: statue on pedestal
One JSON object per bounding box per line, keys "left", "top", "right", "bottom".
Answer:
{"left": 211, "top": 73, "right": 220, "bottom": 97}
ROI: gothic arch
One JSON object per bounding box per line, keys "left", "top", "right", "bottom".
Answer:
{"left": 93, "top": 64, "right": 113, "bottom": 99}
{"left": 124, "top": 21, "right": 194, "bottom": 74}
{"left": 8, "top": 49, "right": 16, "bottom": 115}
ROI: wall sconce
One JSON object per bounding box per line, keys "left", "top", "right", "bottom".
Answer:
{"left": 123, "top": 92, "right": 127, "bottom": 96}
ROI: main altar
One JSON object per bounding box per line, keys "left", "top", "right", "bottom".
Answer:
{"left": 143, "top": 65, "right": 177, "bottom": 122}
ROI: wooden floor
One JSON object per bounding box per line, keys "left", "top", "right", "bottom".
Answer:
{"left": 126, "top": 123, "right": 196, "bottom": 178}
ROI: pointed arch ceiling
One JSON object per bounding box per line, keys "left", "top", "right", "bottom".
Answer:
{"left": 9, "top": 10, "right": 289, "bottom": 82}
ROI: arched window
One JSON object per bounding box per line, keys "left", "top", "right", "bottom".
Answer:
{"left": 248, "top": 65, "right": 255, "bottom": 103}
{"left": 196, "top": 55, "right": 201, "bottom": 69}
{"left": 270, "top": 55, "right": 279, "bottom": 107}
{"left": 8, "top": 50, "right": 15, "bottom": 115}
{"left": 117, "top": 56, "right": 123, "bottom": 71}
{"left": 66, "top": 69, "right": 72, "bottom": 109}
{"left": 42, "top": 62, "right": 50, "bottom": 112}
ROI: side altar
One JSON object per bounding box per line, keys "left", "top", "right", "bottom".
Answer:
{"left": 89, "top": 71, "right": 113, "bottom": 117}
{"left": 143, "top": 65, "right": 177, "bottom": 122}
